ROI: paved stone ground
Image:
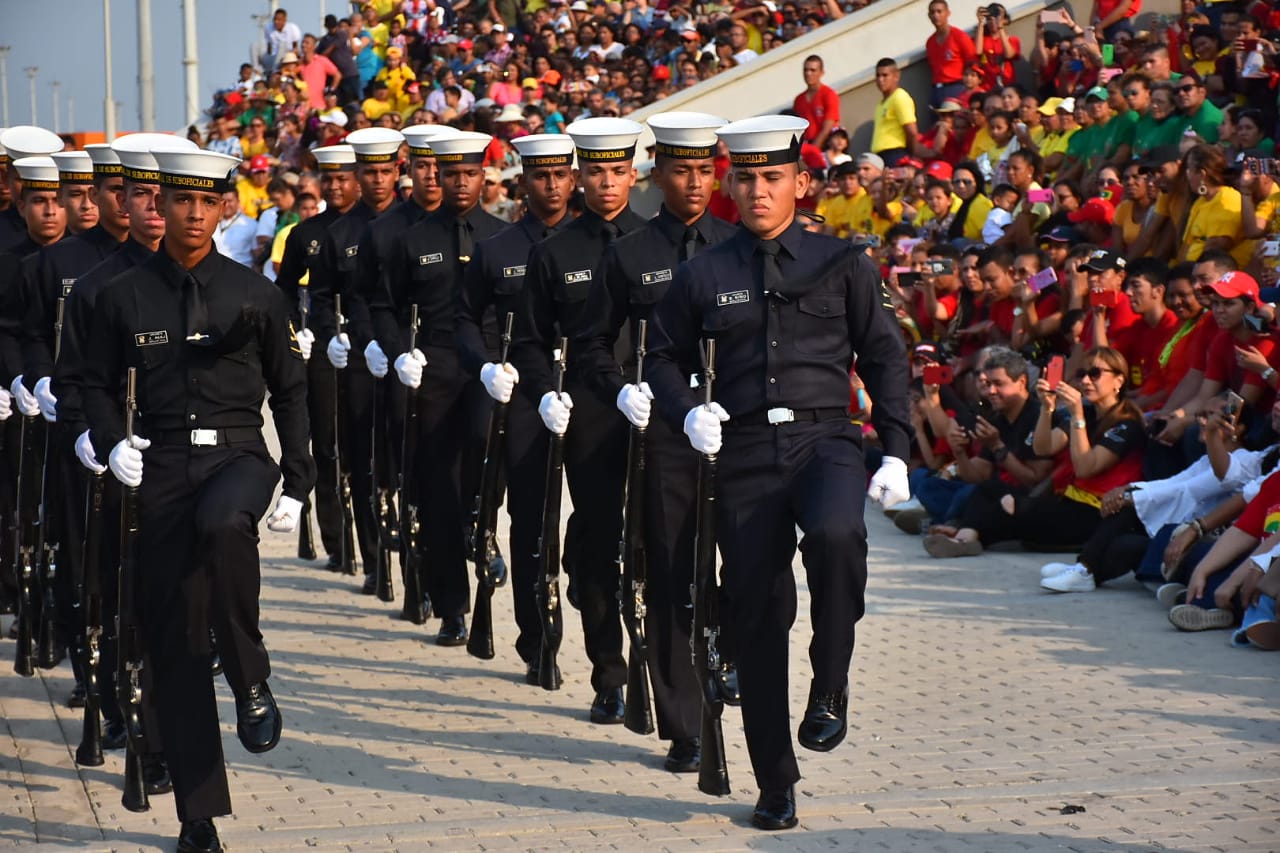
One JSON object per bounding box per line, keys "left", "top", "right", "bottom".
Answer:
{"left": 3, "top": 501, "right": 1278, "bottom": 852}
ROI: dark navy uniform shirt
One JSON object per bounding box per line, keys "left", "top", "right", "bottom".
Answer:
{"left": 0, "top": 233, "right": 44, "bottom": 387}
{"left": 308, "top": 200, "right": 390, "bottom": 344}
{"left": 274, "top": 206, "right": 341, "bottom": 326}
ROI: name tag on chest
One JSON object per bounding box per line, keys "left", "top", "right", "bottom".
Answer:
{"left": 641, "top": 269, "right": 671, "bottom": 285}
{"left": 135, "top": 330, "right": 169, "bottom": 347}
{"left": 503, "top": 265, "right": 526, "bottom": 278}
{"left": 61, "top": 278, "right": 76, "bottom": 296}
{"left": 344, "top": 245, "right": 358, "bottom": 258}
{"left": 716, "top": 290, "right": 750, "bottom": 307}
{"left": 419, "top": 253, "right": 443, "bottom": 265}
{"left": 564, "top": 269, "right": 591, "bottom": 284}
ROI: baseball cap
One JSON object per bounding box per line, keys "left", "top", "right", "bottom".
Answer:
{"left": 932, "top": 99, "right": 963, "bottom": 113}
{"left": 1201, "top": 270, "right": 1260, "bottom": 304}
{"left": 459, "top": 38, "right": 474, "bottom": 50}
{"left": 249, "top": 154, "right": 271, "bottom": 172}
{"left": 913, "top": 341, "right": 942, "bottom": 363}
{"left": 1038, "top": 97, "right": 1064, "bottom": 115}
{"left": 1042, "top": 225, "right": 1082, "bottom": 243}
{"left": 1085, "top": 86, "right": 1109, "bottom": 102}
{"left": 522, "top": 77, "right": 539, "bottom": 89}
{"left": 1080, "top": 248, "right": 1126, "bottom": 272}
{"left": 541, "top": 69, "right": 563, "bottom": 86}
{"left": 1067, "top": 197, "right": 1114, "bottom": 226}
{"left": 681, "top": 29, "right": 700, "bottom": 40}
{"left": 1057, "top": 97, "right": 1076, "bottom": 113}
{"left": 570, "top": 0, "right": 589, "bottom": 9}
{"left": 925, "top": 160, "right": 953, "bottom": 181}
{"left": 653, "top": 64, "right": 671, "bottom": 81}
{"left": 856, "top": 152, "right": 884, "bottom": 171}
{"left": 484, "top": 166, "right": 503, "bottom": 183}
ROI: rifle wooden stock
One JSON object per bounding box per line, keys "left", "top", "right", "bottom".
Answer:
{"left": 118, "top": 368, "right": 149, "bottom": 812}
{"left": 467, "top": 312, "right": 516, "bottom": 660}
{"left": 534, "top": 338, "right": 568, "bottom": 690}
{"left": 692, "top": 339, "right": 729, "bottom": 797}
{"left": 296, "top": 290, "right": 318, "bottom": 561}
{"left": 12, "top": 414, "right": 41, "bottom": 677}
{"left": 399, "top": 305, "right": 427, "bottom": 624}
{"left": 333, "top": 294, "right": 357, "bottom": 576}
{"left": 75, "top": 472, "right": 107, "bottom": 767}
{"left": 620, "top": 319, "right": 653, "bottom": 736}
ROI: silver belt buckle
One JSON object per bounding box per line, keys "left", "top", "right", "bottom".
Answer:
{"left": 190, "top": 429, "right": 218, "bottom": 446}
{"left": 767, "top": 407, "right": 795, "bottom": 425}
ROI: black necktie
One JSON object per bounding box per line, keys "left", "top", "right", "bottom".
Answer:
{"left": 184, "top": 273, "right": 212, "bottom": 346}
{"left": 601, "top": 220, "right": 620, "bottom": 245}
{"left": 757, "top": 239, "right": 784, "bottom": 298}
{"left": 456, "top": 218, "right": 474, "bottom": 265}
{"left": 681, "top": 226, "right": 699, "bottom": 262}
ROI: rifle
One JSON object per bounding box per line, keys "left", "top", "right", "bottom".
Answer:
{"left": 619, "top": 319, "right": 654, "bottom": 735}
{"left": 75, "top": 471, "right": 107, "bottom": 767}
{"left": 35, "top": 297, "right": 66, "bottom": 669}
{"left": 333, "top": 294, "right": 357, "bottom": 576}
{"left": 118, "top": 367, "right": 149, "bottom": 813}
{"left": 534, "top": 338, "right": 568, "bottom": 690}
{"left": 370, "top": 326, "right": 396, "bottom": 603}
{"left": 295, "top": 288, "right": 318, "bottom": 561}
{"left": 691, "top": 338, "right": 729, "bottom": 797}
{"left": 467, "top": 311, "right": 515, "bottom": 660}
{"left": 398, "top": 304, "right": 427, "bottom": 624}
{"left": 11, "top": 413, "right": 42, "bottom": 677}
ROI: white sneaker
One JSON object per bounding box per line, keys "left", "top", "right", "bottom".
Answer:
{"left": 1156, "top": 583, "right": 1187, "bottom": 608}
{"left": 1039, "top": 561, "right": 1078, "bottom": 579}
{"left": 884, "top": 496, "right": 923, "bottom": 518}
{"left": 1040, "top": 564, "right": 1096, "bottom": 593}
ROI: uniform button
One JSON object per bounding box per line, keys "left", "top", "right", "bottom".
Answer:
{"left": 770, "top": 340, "right": 778, "bottom": 347}
{"left": 769, "top": 377, "right": 776, "bottom": 384}
{"left": 189, "top": 413, "right": 197, "bottom": 421}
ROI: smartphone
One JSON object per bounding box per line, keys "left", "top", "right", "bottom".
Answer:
{"left": 1068, "top": 59, "right": 1085, "bottom": 73}
{"left": 1262, "top": 239, "right": 1280, "bottom": 258}
{"left": 1244, "top": 313, "right": 1268, "bottom": 333}
{"left": 1039, "top": 9, "right": 1058, "bottom": 23}
{"left": 923, "top": 364, "right": 954, "bottom": 385}
{"left": 927, "top": 258, "right": 955, "bottom": 276}
{"left": 1028, "top": 267, "right": 1058, "bottom": 292}
{"left": 898, "top": 272, "right": 924, "bottom": 287}
{"left": 1026, "top": 187, "right": 1054, "bottom": 205}
{"left": 1089, "top": 289, "right": 1121, "bottom": 309}
{"left": 1244, "top": 38, "right": 1260, "bottom": 52}
{"left": 1044, "top": 355, "right": 1065, "bottom": 390}
{"left": 1225, "top": 390, "right": 1245, "bottom": 426}
{"left": 1101, "top": 43, "right": 1114, "bottom": 65}
{"left": 865, "top": 233, "right": 881, "bottom": 248}
{"left": 954, "top": 404, "right": 978, "bottom": 433}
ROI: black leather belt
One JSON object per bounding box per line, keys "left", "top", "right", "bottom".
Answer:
{"left": 734, "top": 407, "right": 850, "bottom": 426}
{"left": 150, "top": 427, "right": 263, "bottom": 447}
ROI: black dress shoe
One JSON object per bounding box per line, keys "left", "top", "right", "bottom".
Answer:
{"left": 717, "top": 664, "right": 741, "bottom": 706}
{"left": 68, "top": 682, "right": 87, "bottom": 709}
{"left": 103, "top": 719, "right": 127, "bottom": 750}
{"left": 142, "top": 753, "right": 172, "bottom": 795}
{"left": 663, "top": 737, "right": 701, "bottom": 773}
{"left": 177, "top": 818, "right": 222, "bottom": 853}
{"left": 236, "top": 681, "right": 282, "bottom": 754}
{"left": 360, "top": 573, "right": 377, "bottom": 595}
{"left": 324, "top": 555, "right": 343, "bottom": 572}
{"left": 589, "top": 687, "right": 625, "bottom": 724}
{"left": 209, "top": 629, "right": 222, "bottom": 678}
{"left": 751, "top": 785, "right": 798, "bottom": 830}
{"left": 525, "top": 664, "right": 540, "bottom": 686}
{"left": 436, "top": 616, "right": 468, "bottom": 646}
{"left": 797, "top": 683, "right": 848, "bottom": 752}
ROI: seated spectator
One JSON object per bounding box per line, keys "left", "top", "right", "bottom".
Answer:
{"left": 1036, "top": 97, "right": 1078, "bottom": 178}
{"left": 947, "top": 160, "right": 993, "bottom": 242}
{"left": 918, "top": 176, "right": 961, "bottom": 242}
{"left": 915, "top": 243, "right": 964, "bottom": 341}
{"left": 1112, "top": 160, "right": 1155, "bottom": 256}
{"left": 948, "top": 245, "right": 990, "bottom": 363}
{"left": 1180, "top": 145, "right": 1246, "bottom": 268}
{"left": 982, "top": 183, "right": 1019, "bottom": 245}
{"left": 1174, "top": 70, "right": 1223, "bottom": 143}
{"left": 817, "top": 161, "right": 863, "bottom": 240}
{"left": 924, "top": 346, "right": 1145, "bottom": 558}
{"left": 918, "top": 100, "right": 974, "bottom": 166}
{"left": 972, "top": 245, "right": 1019, "bottom": 346}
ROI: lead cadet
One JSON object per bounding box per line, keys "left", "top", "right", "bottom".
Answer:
{"left": 378, "top": 130, "right": 508, "bottom": 645}
{"left": 645, "top": 116, "right": 911, "bottom": 830}
{"left": 575, "top": 112, "right": 739, "bottom": 771}
{"left": 509, "top": 117, "right": 647, "bottom": 723}
{"left": 308, "top": 128, "right": 404, "bottom": 583}
{"left": 80, "top": 147, "right": 313, "bottom": 853}
{"left": 58, "top": 134, "right": 196, "bottom": 790}
{"left": 275, "top": 144, "right": 359, "bottom": 571}
{"left": 346, "top": 123, "right": 454, "bottom": 596}
{"left": 460, "top": 132, "right": 576, "bottom": 682}
{"left": 0, "top": 132, "right": 32, "bottom": 249}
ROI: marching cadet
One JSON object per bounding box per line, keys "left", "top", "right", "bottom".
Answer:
{"left": 645, "top": 116, "right": 911, "bottom": 830}
{"left": 378, "top": 130, "right": 508, "bottom": 645}
{"left": 0, "top": 128, "right": 57, "bottom": 250}
{"left": 309, "top": 128, "right": 404, "bottom": 582}
{"left": 0, "top": 137, "right": 21, "bottom": 249}
{"left": 347, "top": 123, "right": 455, "bottom": 596}
{"left": 80, "top": 146, "right": 314, "bottom": 853}
{"left": 460, "top": 132, "right": 576, "bottom": 682}
{"left": 275, "top": 144, "right": 359, "bottom": 571}
{"left": 508, "top": 117, "right": 647, "bottom": 724}
{"left": 58, "top": 134, "right": 196, "bottom": 788}
{"left": 576, "top": 112, "right": 739, "bottom": 771}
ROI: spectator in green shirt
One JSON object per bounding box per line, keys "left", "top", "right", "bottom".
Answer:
{"left": 1174, "top": 70, "right": 1223, "bottom": 144}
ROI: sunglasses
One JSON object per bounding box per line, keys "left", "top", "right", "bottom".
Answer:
{"left": 1075, "top": 366, "right": 1118, "bottom": 380}
{"left": 1175, "top": 84, "right": 1198, "bottom": 93}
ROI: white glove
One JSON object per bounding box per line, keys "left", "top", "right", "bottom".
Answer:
{"left": 295, "top": 327, "right": 315, "bottom": 361}
{"left": 394, "top": 349, "right": 427, "bottom": 388}
{"left": 266, "top": 495, "right": 304, "bottom": 533}
{"left": 539, "top": 390, "right": 573, "bottom": 435}
{"left": 683, "top": 402, "right": 730, "bottom": 455}
{"left": 10, "top": 375, "right": 39, "bottom": 417}
{"left": 33, "top": 376, "right": 56, "bottom": 422}
{"left": 108, "top": 435, "right": 151, "bottom": 488}
{"left": 867, "top": 456, "right": 910, "bottom": 509}
{"left": 616, "top": 381, "right": 654, "bottom": 429}
{"left": 327, "top": 332, "right": 350, "bottom": 368}
{"left": 75, "top": 429, "right": 107, "bottom": 474}
{"left": 364, "top": 340, "right": 389, "bottom": 377}
{"left": 0, "top": 388, "right": 10, "bottom": 421}
{"left": 481, "top": 362, "right": 519, "bottom": 403}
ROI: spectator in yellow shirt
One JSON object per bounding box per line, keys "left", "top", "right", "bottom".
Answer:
{"left": 236, "top": 155, "right": 275, "bottom": 221}
{"left": 376, "top": 47, "right": 417, "bottom": 113}
{"left": 849, "top": 176, "right": 904, "bottom": 241}
{"left": 872, "top": 58, "right": 920, "bottom": 165}
{"left": 816, "top": 161, "right": 865, "bottom": 239}
{"left": 361, "top": 79, "right": 396, "bottom": 120}
{"left": 1179, "top": 144, "right": 1245, "bottom": 265}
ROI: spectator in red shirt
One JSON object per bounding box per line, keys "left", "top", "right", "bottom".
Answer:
{"left": 793, "top": 54, "right": 841, "bottom": 148}
{"left": 976, "top": 245, "right": 1019, "bottom": 346}
{"left": 974, "top": 3, "right": 1022, "bottom": 91}
{"left": 918, "top": 100, "right": 975, "bottom": 165}
{"left": 915, "top": 243, "right": 963, "bottom": 340}
{"left": 1107, "top": 259, "right": 1180, "bottom": 410}
{"left": 926, "top": 0, "right": 978, "bottom": 108}
{"left": 1080, "top": 249, "right": 1141, "bottom": 353}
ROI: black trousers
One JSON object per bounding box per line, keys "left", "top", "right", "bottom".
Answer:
{"left": 643, "top": 420, "right": 702, "bottom": 742}
{"left": 562, "top": 376, "right": 628, "bottom": 692}
{"left": 958, "top": 481, "right": 1101, "bottom": 550}
{"left": 715, "top": 418, "right": 867, "bottom": 792}
{"left": 500, "top": 394, "right": 548, "bottom": 665}
{"left": 338, "top": 365, "right": 380, "bottom": 576}
{"left": 137, "top": 441, "right": 278, "bottom": 821}
{"left": 1077, "top": 504, "right": 1150, "bottom": 584}
{"left": 305, "top": 355, "right": 342, "bottom": 559}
